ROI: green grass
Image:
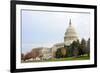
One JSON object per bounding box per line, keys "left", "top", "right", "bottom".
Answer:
{"left": 47, "top": 55, "right": 90, "bottom": 62}
{"left": 22, "top": 55, "right": 90, "bottom": 63}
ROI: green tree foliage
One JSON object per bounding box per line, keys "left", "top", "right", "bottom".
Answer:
{"left": 55, "top": 48, "right": 62, "bottom": 58}
{"left": 67, "top": 47, "right": 73, "bottom": 57}
{"left": 86, "top": 38, "right": 90, "bottom": 56}
{"left": 80, "top": 38, "right": 87, "bottom": 55}
{"left": 69, "top": 40, "right": 80, "bottom": 57}
{"left": 55, "top": 38, "right": 88, "bottom": 58}
{"left": 78, "top": 44, "right": 84, "bottom": 56}
{"left": 21, "top": 53, "right": 24, "bottom": 60}
{"left": 68, "top": 39, "right": 87, "bottom": 57}
{"left": 55, "top": 47, "right": 67, "bottom": 58}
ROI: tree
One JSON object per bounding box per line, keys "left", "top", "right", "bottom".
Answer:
{"left": 24, "top": 52, "right": 32, "bottom": 61}
{"left": 23, "top": 49, "right": 41, "bottom": 61}
{"left": 67, "top": 47, "right": 72, "bottom": 57}
{"left": 21, "top": 53, "right": 24, "bottom": 60}
{"left": 31, "top": 49, "right": 40, "bottom": 59}
{"left": 55, "top": 47, "right": 68, "bottom": 58}
{"left": 61, "top": 47, "right": 67, "bottom": 58}
{"left": 80, "top": 38, "right": 87, "bottom": 55}
{"left": 73, "top": 48, "right": 79, "bottom": 57}
{"left": 69, "top": 40, "right": 80, "bottom": 57}
{"left": 78, "top": 44, "right": 84, "bottom": 56}
{"left": 73, "top": 40, "right": 79, "bottom": 57}
{"left": 55, "top": 48, "right": 62, "bottom": 58}
{"left": 86, "top": 38, "right": 90, "bottom": 56}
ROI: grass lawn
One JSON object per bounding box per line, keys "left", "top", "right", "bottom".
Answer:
{"left": 47, "top": 55, "right": 90, "bottom": 62}
{"left": 22, "top": 55, "right": 90, "bottom": 63}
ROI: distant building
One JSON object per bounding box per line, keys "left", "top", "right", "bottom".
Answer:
{"left": 52, "top": 43, "right": 64, "bottom": 52}
{"left": 41, "top": 47, "right": 52, "bottom": 60}
{"left": 31, "top": 47, "right": 52, "bottom": 60}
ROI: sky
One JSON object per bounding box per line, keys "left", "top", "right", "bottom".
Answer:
{"left": 21, "top": 10, "right": 90, "bottom": 54}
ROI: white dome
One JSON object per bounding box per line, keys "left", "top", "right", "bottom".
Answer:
{"left": 64, "top": 19, "right": 78, "bottom": 46}
{"left": 65, "top": 25, "right": 77, "bottom": 36}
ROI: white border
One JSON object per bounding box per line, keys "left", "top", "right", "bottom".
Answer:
{"left": 16, "top": 4, "right": 95, "bottom": 69}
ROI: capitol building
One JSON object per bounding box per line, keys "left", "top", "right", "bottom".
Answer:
{"left": 25, "top": 19, "right": 80, "bottom": 60}
{"left": 51, "top": 19, "right": 79, "bottom": 58}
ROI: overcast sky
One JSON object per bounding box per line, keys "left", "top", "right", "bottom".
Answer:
{"left": 21, "top": 10, "right": 90, "bottom": 54}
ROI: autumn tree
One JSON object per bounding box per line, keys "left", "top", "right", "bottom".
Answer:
{"left": 24, "top": 52, "right": 32, "bottom": 61}
{"left": 61, "top": 47, "right": 67, "bottom": 58}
